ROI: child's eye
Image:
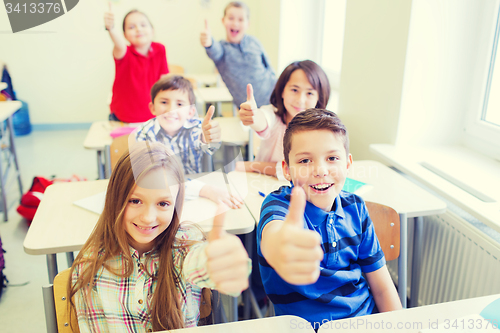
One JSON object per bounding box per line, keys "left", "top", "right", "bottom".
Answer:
{"left": 291, "top": 88, "right": 298, "bottom": 93}
{"left": 328, "top": 156, "right": 339, "bottom": 162}
{"left": 158, "top": 201, "right": 170, "bottom": 208}
{"left": 129, "top": 198, "right": 141, "bottom": 205}
{"left": 308, "top": 92, "right": 316, "bottom": 96}
{"left": 299, "top": 159, "right": 311, "bottom": 164}
{"left": 177, "top": 103, "right": 184, "bottom": 107}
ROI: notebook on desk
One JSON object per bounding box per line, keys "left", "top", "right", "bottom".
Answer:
{"left": 73, "top": 190, "right": 198, "bottom": 215}
{"left": 342, "top": 178, "right": 373, "bottom": 196}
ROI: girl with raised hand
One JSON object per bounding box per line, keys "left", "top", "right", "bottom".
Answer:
{"left": 104, "top": 3, "right": 169, "bottom": 123}
{"left": 237, "top": 60, "right": 331, "bottom": 178}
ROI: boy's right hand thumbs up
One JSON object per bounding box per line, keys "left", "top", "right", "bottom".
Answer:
{"left": 268, "top": 187, "right": 324, "bottom": 285}
{"left": 238, "top": 84, "right": 258, "bottom": 126}
{"left": 104, "top": 1, "right": 115, "bottom": 31}
{"left": 200, "top": 19, "right": 213, "bottom": 48}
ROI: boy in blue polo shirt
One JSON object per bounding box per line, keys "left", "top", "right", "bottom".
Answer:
{"left": 257, "top": 109, "right": 401, "bottom": 329}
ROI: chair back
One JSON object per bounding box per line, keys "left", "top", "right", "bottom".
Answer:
{"left": 169, "top": 64, "right": 185, "bottom": 75}
{"left": 53, "top": 268, "right": 79, "bottom": 333}
{"left": 110, "top": 134, "right": 129, "bottom": 172}
{"left": 365, "top": 201, "right": 400, "bottom": 261}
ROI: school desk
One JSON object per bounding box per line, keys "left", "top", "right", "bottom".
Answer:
{"left": 185, "top": 73, "right": 220, "bottom": 88}
{"left": 164, "top": 315, "right": 315, "bottom": 332}
{"left": 227, "top": 160, "right": 447, "bottom": 308}
{"left": 317, "top": 293, "right": 500, "bottom": 332}
{"left": 0, "top": 100, "right": 24, "bottom": 221}
{"left": 195, "top": 86, "right": 234, "bottom": 117}
{"left": 23, "top": 171, "right": 255, "bottom": 284}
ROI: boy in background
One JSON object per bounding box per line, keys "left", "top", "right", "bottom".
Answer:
{"left": 257, "top": 109, "right": 401, "bottom": 328}
{"left": 200, "top": 1, "right": 276, "bottom": 107}
{"left": 135, "top": 75, "right": 243, "bottom": 208}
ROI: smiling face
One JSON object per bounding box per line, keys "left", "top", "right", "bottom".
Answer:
{"left": 149, "top": 89, "right": 196, "bottom": 137}
{"left": 283, "top": 129, "right": 352, "bottom": 211}
{"left": 123, "top": 168, "right": 180, "bottom": 256}
{"left": 282, "top": 69, "right": 319, "bottom": 124}
{"left": 123, "top": 12, "right": 153, "bottom": 48}
{"left": 222, "top": 6, "right": 249, "bottom": 44}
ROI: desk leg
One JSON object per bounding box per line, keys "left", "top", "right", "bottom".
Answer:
{"left": 0, "top": 147, "right": 8, "bottom": 221}
{"left": 229, "top": 296, "right": 238, "bottom": 322}
{"left": 410, "top": 216, "right": 423, "bottom": 308}
{"left": 104, "top": 145, "right": 111, "bottom": 179}
{"left": 66, "top": 252, "right": 75, "bottom": 267}
{"left": 47, "top": 254, "right": 58, "bottom": 284}
{"left": 243, "top": 232, "right": 252, "bottom": 320}
{"left": 96, "top": 150, "right": 105, "bottom": 180}
{"left": 398, "top": 213, "right": 407, "bottom": 308}
{"left": 7, "top": 117, "right": 23, "bottom": 195}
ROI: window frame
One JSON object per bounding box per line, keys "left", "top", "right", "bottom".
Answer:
{"left": 464, "top": 5, "right": 500, "bottom": 160}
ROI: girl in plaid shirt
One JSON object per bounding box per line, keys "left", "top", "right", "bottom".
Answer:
{"left": 69, "top": 142, "right": 250, "bottom": 332}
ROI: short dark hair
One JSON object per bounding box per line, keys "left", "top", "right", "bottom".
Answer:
{"left": 224, "top": 1, "right": 250, "bottom": 19}
{"left": 283, "top": 108, "right": 349, "bottom": 165}
{"left": 271, "top": 60, "right": 331, "bottom": 125}
{"left": 150, "top": 75, "right": 196, "bottom": 105}
{"left": 122, "top": 10, "right": 153, "bottom": 32}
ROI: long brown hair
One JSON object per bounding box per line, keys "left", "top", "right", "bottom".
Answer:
{"left": 270, "top": 60, "right": 331, "bottom": 125}
{"left": 69, "top": 142, "right": 191, "bottom": 331}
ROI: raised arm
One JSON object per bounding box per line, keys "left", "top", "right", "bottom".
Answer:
{"left": 261, "top": 187, "right": 324, "bottom": 285}
{"left": 181, "top": 207, "right": 250, "bottom": 296}
{"left": 238, "top": 84, "right": 268, "bottom": 132}
{"left": 200, "top": 19, "right": 213, "bottom": 48}
{"left": 202, "top": 19, "right": 224, "bottom": 62}
{"left": 104, "top": 2, "right": 127, "bottom": 60}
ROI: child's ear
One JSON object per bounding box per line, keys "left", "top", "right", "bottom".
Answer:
{"left": 346, "top": 153, "right": 353, "bottom": 170}
{"left": 188, "top": 105, "right": 196, "bottom": 118}
{"left": 282, "top": 160, "right": 292, "bottom": 182}
{"left": 149, "top": 102, "right": 157, "bottom": 116}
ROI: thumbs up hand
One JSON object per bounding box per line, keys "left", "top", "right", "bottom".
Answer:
{"left": 263, "top": 187, "right": 324, "bottom": 285}
{"left": 206, "top": 204, "right": 250, "bottom": 295}
{"left": 201, "top": 105, "right": 221, "bottom": 143}
{"left": 200, "top": 19, "right": 213, "bottom": 48}
{"left": 104, "top": 2, "right": 115, "bottom": 31}
{"left": 238, "top": 84, "right": 258, "bottom": 126}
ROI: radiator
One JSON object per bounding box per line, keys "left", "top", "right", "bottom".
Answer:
{"left": 386, "top": 211, "right": 500, "bottom": 306}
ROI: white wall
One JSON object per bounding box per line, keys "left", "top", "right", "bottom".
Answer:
{"left": 0, "top": 0, "right": 280, "bottom": 125}
{"left": 277, "top": 0, "right": 324, "bottom": 73}
{"left": 397, "top": 0, "right": 499, "bottom": 147}
{"left": 337, "top": 0, "right": 413, "bottom": 160}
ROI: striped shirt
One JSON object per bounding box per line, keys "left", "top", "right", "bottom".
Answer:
{"left": 135, "top": 117, "right": 208, "bottom": 174}
{"left": 257, "top": 185, "right": 386, "bottom": 328}
{"left": 73, "top": 224, "right": 216, "bottom": 332}
{"left": 205, "top": 35, "right": 277, "bottom": 107}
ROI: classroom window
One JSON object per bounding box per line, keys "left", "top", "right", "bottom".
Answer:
{"left": 464, "top": 4, "right": 500, "bottom": 160}
{"left": 483, "top": 9, "right": 500, "bottom": 128}
{"left": 320, "top": 0, "right": 346, "bottom": 90}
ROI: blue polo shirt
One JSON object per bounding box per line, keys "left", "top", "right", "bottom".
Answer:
{"left": 257, "top": 185, "right": 386, "bottom": 328}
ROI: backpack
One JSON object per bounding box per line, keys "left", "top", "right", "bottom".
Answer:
{"left": 16, "top": 176, "right": 53, "bottom": 223}
{"left": 0, "top": 235, "right": 7, "bottom": 299}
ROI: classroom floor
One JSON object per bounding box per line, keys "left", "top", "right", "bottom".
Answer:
{"left": 0, "top": 129, "right": 97, "bottom": 332}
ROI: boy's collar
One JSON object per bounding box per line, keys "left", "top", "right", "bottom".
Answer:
{"left": 130, "top": 43, "right": 154, "bottom": 57}
{"left": 152, "top": 117, "right": 200, "bottom": 137}
{"left": 288, "top": 183, "right": 346, "bottom": 225}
